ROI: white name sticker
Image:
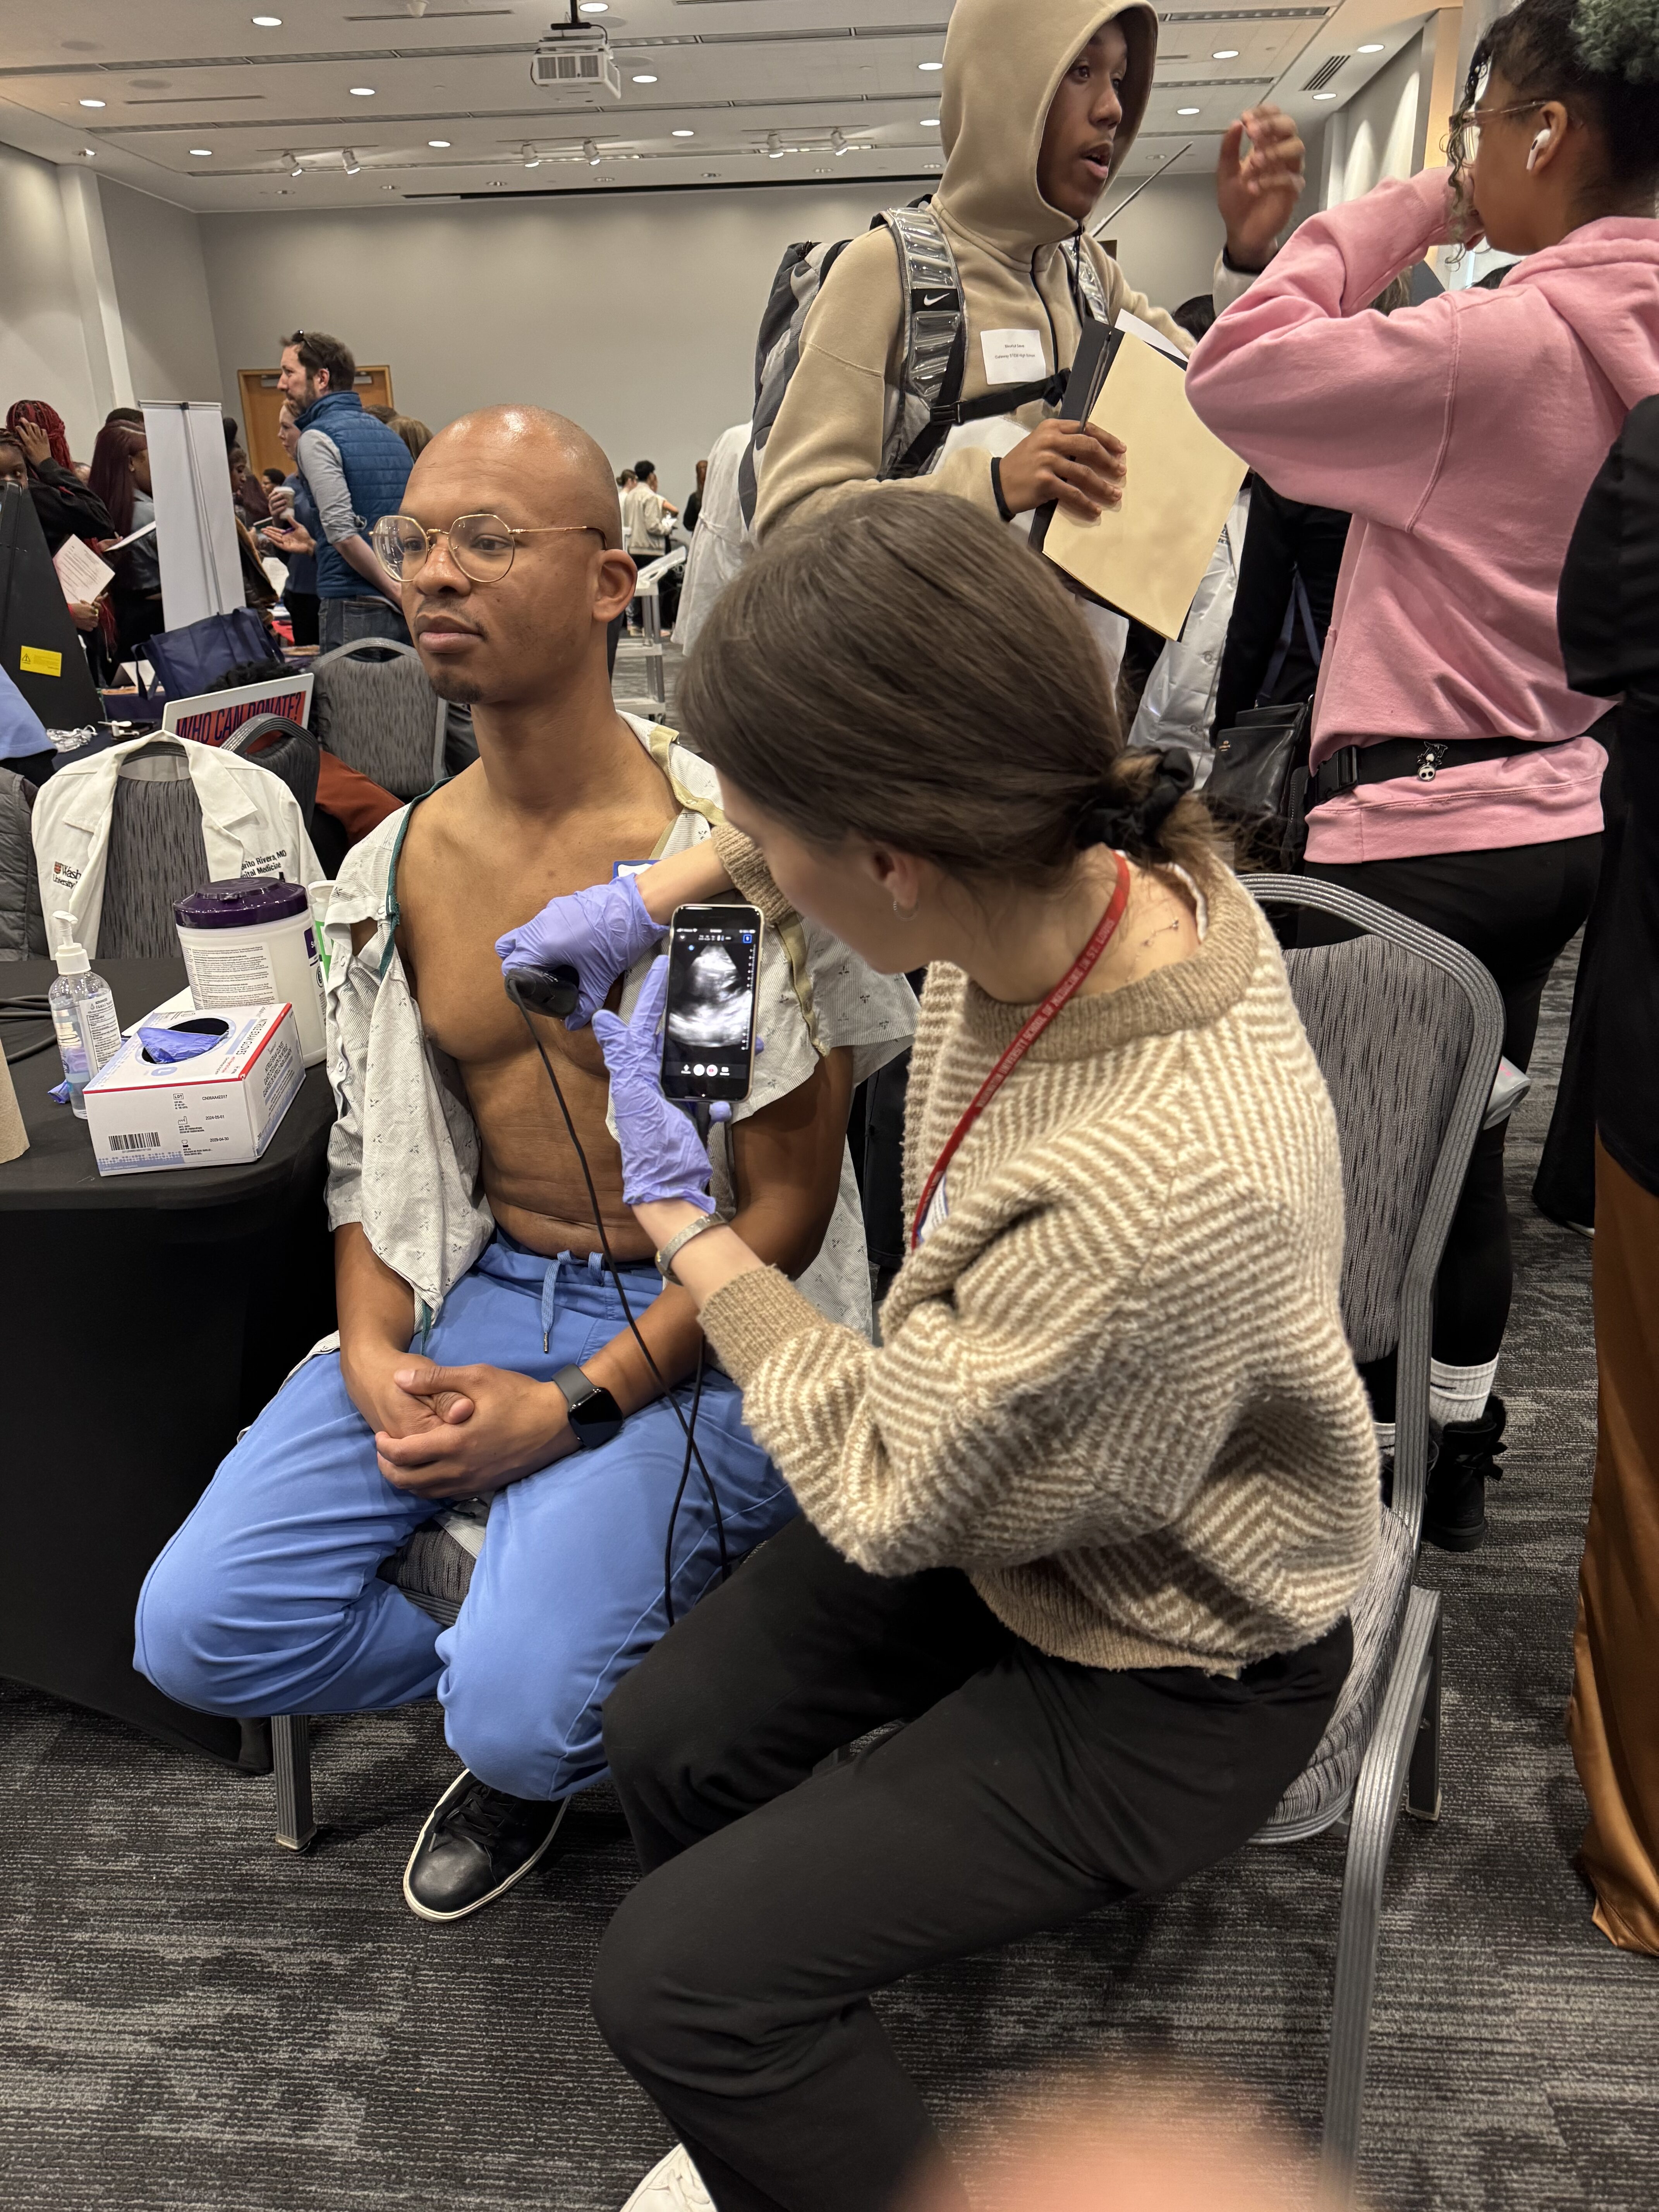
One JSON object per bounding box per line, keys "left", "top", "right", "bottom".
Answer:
{"left": 979, "top": 328, "right": 1048, "bottom": 384}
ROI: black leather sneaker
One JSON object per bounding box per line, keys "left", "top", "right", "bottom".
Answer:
{"left": 402, "top": 1770, "right": 569, "bottom": 1922}
{"left": 1423, "top": 1395, "right": 1507, "bottom": 1553}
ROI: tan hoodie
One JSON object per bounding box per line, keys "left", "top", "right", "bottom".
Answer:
{"left": 754, "top": 0, "right": 1224, "bottom": 540}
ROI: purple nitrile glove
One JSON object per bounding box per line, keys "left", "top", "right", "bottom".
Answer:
{"left": 591, "top": 957, "right": 727, "bottom": 1213}
{"left": 495, "top": 872, "right": 663, "bottom": 1030}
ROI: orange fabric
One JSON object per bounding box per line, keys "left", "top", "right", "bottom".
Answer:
{"left": 315, "top": 750, "right": 402, "bottom": 845}
{"left": 1567, "top": 1139, "right": 1659, "bottom": 1955}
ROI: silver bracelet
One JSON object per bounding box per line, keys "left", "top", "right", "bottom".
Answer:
{"left": 655, "top": 1211, "right": 721, "bottom": 1282}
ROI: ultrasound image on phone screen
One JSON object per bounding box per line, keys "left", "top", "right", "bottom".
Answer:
{"left": 661, "top": 904, "right": 763, "bottom": 1103}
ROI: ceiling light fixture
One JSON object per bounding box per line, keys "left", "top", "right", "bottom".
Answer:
{"left": 1357, "top": 40, "right": 1384, "bottom": 52}
{"left": 672, "top": 127, "right": 693, "bottom": 137}
{"left": 342, "top": 148, "right": 361, "bottom": 173}
{"left": 350, "top": 86, "right": 376, "bottom": 96}
{"left": 1313, "top": 89, "right": 1338, "bottom": 99}
{"left": 831, "top": 127, "right": 849, "bottom": 156}
{"left": 766, "top": 131, "right": 784, "bottom": 158}
{"left": 1211, "top": 47, "right": 1239, "bottom": 59}
{"left": 578, "top": 2, "right": 607, "bottom": 11}
{"left": 81, "top": 146, "right": 97, "bottom": 159}
{"left": 632, "top": 72, "right": 656, "bottom": 84}
{"left": 252, "top": 14, "right": 283, "bottom": 24}
{"left": 428, "top": 137, "right": 450, "bottom": 147}
{"left": 79, "top": 98, "right": 106, "bottom": 108}
{"left": 1177, "top": 105, "right": 1201, "bottom": 115}
{"left": 584, "top": 137, "right": 601, "bottom": 165}
{"left": 919, "top": 60, "right": 942, "bottom": 71}
{"left": 190, "top": 147, "right": 213, "bottom": 156}
{"left": 920, "top": 116, "right": 939, "bottom": 127}
{"left": 522, "top": 143, "right": 541, "bottom": 167}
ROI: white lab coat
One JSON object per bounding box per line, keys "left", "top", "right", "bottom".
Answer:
{"left": 1129, "top": 487, "right": 1252, "bottom": 769}
{"left": 33, "top": 733, "right": 322, "bottom": 956}
{"left": 675, "top": 422, "right": 754, "bottom": 654}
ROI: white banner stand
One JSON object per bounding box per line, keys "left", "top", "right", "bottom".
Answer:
{"left": 142, "top": 401, "right": 244, "bottom": 633}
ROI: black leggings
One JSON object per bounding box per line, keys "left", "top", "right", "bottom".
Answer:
{"left": 594, "top": 1517, "right": 1350, "bottom": 2212}
{"left": 1300, "top": 835, "right": 1601, "bottom": 1378}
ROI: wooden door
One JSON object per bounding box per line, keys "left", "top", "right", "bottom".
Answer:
{"left": 237, "top": 365, "right": 396, "bottom": 481}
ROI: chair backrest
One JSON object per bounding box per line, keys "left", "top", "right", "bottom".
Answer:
{"left": 310, "top": 638, "right": 444, "bottom": 800}
{"left": 1248, "top": 876, "right": 1503, "bottom": 1539}
{"left": 0, "top": 766, "right": 47, "bottom": 959}
{"left": 223, "top": 715, "right": 320, "bottom": 828}
{"left": 100, "top": 744, "right": 211, "bottom": 959}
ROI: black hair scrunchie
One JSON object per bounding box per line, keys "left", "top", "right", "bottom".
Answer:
{"left": 1072, "top": 747, "right": 1196, "bottom": 851}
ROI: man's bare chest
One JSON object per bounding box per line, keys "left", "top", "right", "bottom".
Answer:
{"left": 397, "top": 811, "right": 666, "bottom": 1080}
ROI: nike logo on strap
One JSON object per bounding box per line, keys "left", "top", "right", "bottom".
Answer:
{"left": 920, "top": 291, "right": 953, "bottom": 308}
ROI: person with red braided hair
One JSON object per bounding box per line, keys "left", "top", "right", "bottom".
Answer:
{"left": 1, "top": 399, "right": 113, "bottom": 557}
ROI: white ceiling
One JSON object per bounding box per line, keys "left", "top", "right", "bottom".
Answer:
{"left": 0, "top": 0, "right": 1429, "bottom": 210}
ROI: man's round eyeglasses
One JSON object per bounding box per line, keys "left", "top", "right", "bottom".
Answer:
{"left": 373, "top": 510, "right": 606, "bottom": 584}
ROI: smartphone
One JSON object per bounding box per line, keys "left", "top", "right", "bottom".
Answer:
{"left": 661, "top": 902, "right": 763, "bottom": 1105}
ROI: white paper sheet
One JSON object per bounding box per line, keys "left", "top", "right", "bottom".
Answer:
{"left": 1114, "top": 307, "right": 1188, "bottom": 368}
{"left": 52, "top": 536, "right": 115, "bottom": 605}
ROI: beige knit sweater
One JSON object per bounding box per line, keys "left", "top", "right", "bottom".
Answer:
{"left": 702, "top": 848, "right": 1379, "bottom": 1675}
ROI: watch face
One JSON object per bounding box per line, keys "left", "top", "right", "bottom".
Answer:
{"left": 570, "top": 1386, "right": 624, "bottom": 1446}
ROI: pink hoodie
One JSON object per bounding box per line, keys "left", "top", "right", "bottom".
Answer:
{"left": 1186, "top": 167, "right": 1659, "bottom": 864}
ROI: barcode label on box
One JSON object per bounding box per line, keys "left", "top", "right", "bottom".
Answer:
{"left": 108, "top": 1130, "right": 163, "bottom": 1152}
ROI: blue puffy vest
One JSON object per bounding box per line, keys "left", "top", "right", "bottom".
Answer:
{"left": 295, "top": 389, "right": 412, "bottom": 599}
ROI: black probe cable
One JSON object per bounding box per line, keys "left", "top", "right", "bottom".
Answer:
{"left": 508, "top": 986, "right": 730, "bottom": 1618}
{"left": 1, "top": 994, "right": 57, "bottom": 1067}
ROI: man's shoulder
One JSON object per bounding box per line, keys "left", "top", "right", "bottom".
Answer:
{"left": 332, "top": 799, "right": 413, "bottom": 911}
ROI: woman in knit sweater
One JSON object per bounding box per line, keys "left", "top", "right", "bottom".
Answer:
{"left": 499, "top": 494, "right": 1378, "bottom": 2212}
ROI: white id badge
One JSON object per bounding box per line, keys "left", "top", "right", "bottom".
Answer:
{"left": 979, "top": 328, "right": 1048, "bottom": 384}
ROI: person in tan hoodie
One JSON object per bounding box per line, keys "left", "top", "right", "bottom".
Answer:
{"left": 753, "top": 0, "right": 1307, "bottom": 570}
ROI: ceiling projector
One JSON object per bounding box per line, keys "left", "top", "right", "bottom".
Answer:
{"left": 532, "top": 8, "right": 622, "bottom": 100}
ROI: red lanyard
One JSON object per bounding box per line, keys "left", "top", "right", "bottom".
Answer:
{"left": 910, "top": 852, "right": 1132, "bottom": 1250}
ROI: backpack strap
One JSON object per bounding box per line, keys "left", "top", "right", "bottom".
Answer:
{"left": 1062, "top": 233, "right": 1112, "bottom": 324}
{"left": 876, "top": 205, "right": 974, "bottom": 481}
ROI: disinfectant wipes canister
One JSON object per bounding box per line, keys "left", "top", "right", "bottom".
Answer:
{"left": 175, "top": 880, "right": 325, "bottom": 1066}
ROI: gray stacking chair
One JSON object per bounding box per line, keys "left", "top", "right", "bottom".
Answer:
{"left": 1242, "top": 875, "right": 1503, "bottom": 2200}
{"left": 222, "top": 715, "right": 320, "bottom": 828}
{"left": 97, "top": 742, "right": 215, "bottom": 958}
{"left": 309, "top": 638, "right": 446, "bottom": 800}
{"left": 271, "top": 1525, "right": 476, "bottom": 1852}
{"left": 0, "top": 766, "right": 47, "bottom": 958}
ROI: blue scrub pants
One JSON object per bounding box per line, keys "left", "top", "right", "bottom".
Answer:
{"left": 134, "top": 1238, "right": 795, "bottom": 1801}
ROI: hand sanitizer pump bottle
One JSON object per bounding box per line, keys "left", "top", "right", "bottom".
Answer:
{"left": 48, "top": 909, "right": 122, "bottom": 1120}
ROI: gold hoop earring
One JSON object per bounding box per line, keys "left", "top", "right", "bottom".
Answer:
{"left": 892, "top": 895, "right": 920, "bottom": 922}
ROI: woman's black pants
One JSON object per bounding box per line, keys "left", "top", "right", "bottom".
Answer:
{"left": 593, "top": 1516, "right": 1350, "bottom": 2212}
{"left": 1300, "top": 834, "right": 1601, "bottom": 1382}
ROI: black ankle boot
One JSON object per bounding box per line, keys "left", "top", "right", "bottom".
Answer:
{"left": 1423, "top": 1395, "right": 1506, "bottom": 1552}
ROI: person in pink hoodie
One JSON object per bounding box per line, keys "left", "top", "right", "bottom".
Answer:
{"left": 1187, "top": 0, "right": 1659, "bottom": 1554}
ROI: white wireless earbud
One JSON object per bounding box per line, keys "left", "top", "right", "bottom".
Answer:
{"left": 1526, "top": 127, "right": 1551, "bottom": 170}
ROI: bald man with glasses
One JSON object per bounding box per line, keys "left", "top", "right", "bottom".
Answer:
{"left": 135, "top": 405, "right": 915, "bottom": 1924}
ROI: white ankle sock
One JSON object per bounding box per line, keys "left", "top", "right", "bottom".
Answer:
{"left": 1430, "top": 1357, "right": 1498, "bottom": 1429}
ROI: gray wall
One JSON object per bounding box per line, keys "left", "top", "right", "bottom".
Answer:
{"left": 0, "top": 141, "right": 103, "bottom": 452}
{"left": 99, "top": 178, "right": 222, "bottom": 409}
{"left": 1325, "top": 37, "right": 1430, "bottom": 207}
{"left": 199, "top": 173, "right": 1234, "bottom": 502}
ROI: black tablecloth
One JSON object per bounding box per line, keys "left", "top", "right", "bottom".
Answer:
{"left": 1, "top": 958, "right": 337, "bottom": 1764}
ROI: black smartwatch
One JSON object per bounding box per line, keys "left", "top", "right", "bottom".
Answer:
{"left": 554, "top": 1364, "right": 625, "bottom": 1451}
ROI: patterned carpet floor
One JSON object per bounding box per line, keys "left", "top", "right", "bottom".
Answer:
{"left": 3, "top": 950, "right": 1656, "bottom": 2212}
